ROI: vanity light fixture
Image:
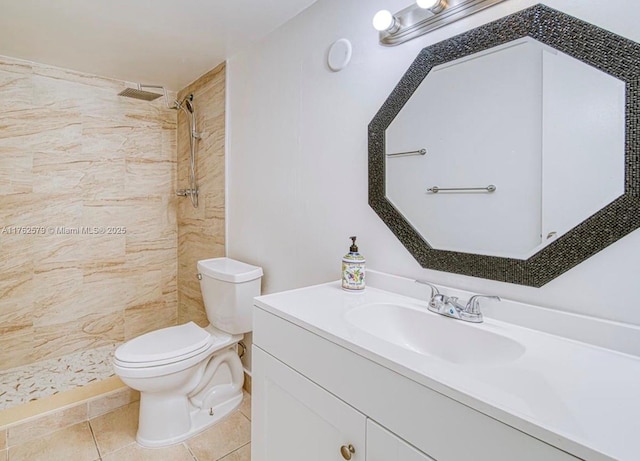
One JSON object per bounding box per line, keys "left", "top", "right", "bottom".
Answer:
{"left": 374, "top": 0, "right": 507, "bottom": 46}
{"left": 416, "top": 0, "right": 447, "bottom": 14}
{"left": 372, "top": 9, "right": 401, "bottom": 33}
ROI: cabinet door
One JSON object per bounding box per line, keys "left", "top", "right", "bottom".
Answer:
{"left": 252, "top": 346, "right": 366, "bottom": 461}
{"left": 367, "top": 420, "right": 437, "bottom": 461}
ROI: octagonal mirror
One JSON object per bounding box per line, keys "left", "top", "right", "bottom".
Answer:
{"left": 385, "top": 37, "right": 625, "bottom": 260}
{"left": 369, "top": 4, "right": 640, "bottom": 286}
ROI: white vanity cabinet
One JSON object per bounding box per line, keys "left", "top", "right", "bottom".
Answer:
{"left": 367, "top": 420, "right": 435, "bottom": 461}
{"left": 252, "top": 347, "right": 366, "bottom": 461}
{"left": 252, "top": 346, "right": 433, "bottom": 461}
{"left": 252, "top": 305, "right": 584, "bottom": 461}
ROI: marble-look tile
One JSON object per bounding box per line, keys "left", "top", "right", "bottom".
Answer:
{"left": 243, "top": 374, "right": 252, "bottom": 395}
{"left": 32, "top": 268, "right": 83, "bottom": 326}
{"left": 185, "top": 412, "right": 250, "bottom": 461}
{"left": 0, "top": 57, "right": 32, "bottom": 75}
{"left": 178, "top": 304, "right": 209, "bottom": 328}
{"left": 124, "top": 300, "right": 177, "bottom": 340}
{"left": 197, "top": 149, "right": 225, "bottom": 196}
{"left": 87, "top": 388, "right": 139, "bottom": 419}
{"left": 0, "top": 53, "right": 179, "bottom": 373}
{"left": 199, "top": 108, "right": 225, "bottom": 151}
{"left": 0, "top": 70, "right": 33, "bottom": 112}
{"left": 0, "top": 330, "right": 33, "bottom": 372}
{"left": 0, "top": 428, "right": 6, "bottom": 449}
{"left": 163, "top": 290, "right": 178, "bottom": 311}
{"left": 31, "top": 151, "right": 88, "bottom": 195}
{"left": 102, "top": 197, "right": 173, "bottom": 237}
{"left": 177, "top": 192, "right": 206, "bottom": 225}
{"left": 79, "top": 202, "right": 128, "bottom": 265}
{"left": 32, "top": 75, "right": 110, "bottom": 113}
{"left": 7, "top": 422, "right": 98, "bottom": 461}
{"left": 0, "top": 267, "right": 34, "bottom": 335}
{"left": 178, "top": 63, "right": 225, "bottom": 101}
{"left": 125, "top": 158, "right": 173, "bottom": 196}
{"left": 239, "top": 392, "right": 251, "bottom": 421}
{"left": 219, "top": 443, "right": 251, "bottom": 461}
{"left": 101, "top": 443, "right": 195, "bottom": 461}
{"left": 32, "top": 64, "right": 123, "bottom": 91}
{"left": 0, "top": 150, "right": 32, "bottom": 195}
{"left": 203, "top": 190, "right": 225, "bottom": 220}
{"left": 178, "top": 230, "right": 224, "bottom": 262}
{"left": 162, "top": 128, "right": 178, "bottom": 164}
{"left": 30, "top": 197, "right": 84, "bottom": 271}
{"left": 33, "top": 312, "right": 123, "bottom": 362}
{"left": 81, "top": 116, "right": 162, "bottom": 157}
{"left": 125, "top": 237, "right": 177, "bottom": 269}
{"left": 80, "top": 268, "right": 162, "bottom": 317}
{"left": 177, "top": 232, "right": 223, "bottom": 325}
{"left": 0, "top": 194, "right": 38, "bottom": 235}
{"left": 196, "top": 76, "right": 226, "bottom": 120}
{"left": 7, "top": 403, "right": 87, "bottom": 446}
{"left": 179, "top": 222, "right": 224, "bottom": 248}
{"left": 33, "top": 150, "right": 127, "bottom": 199}
{"left": 90, "top": 401, "right": 139, "bottom": 456}
{"left": 0, "top": 109, "right": 83, "bottom": 154}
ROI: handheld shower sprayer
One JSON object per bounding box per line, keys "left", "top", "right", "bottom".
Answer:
{"left": 118, "top": 84, "right": 201, "bottom": 208}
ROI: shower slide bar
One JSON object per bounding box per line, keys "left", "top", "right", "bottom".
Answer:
{"left": 386, "top": 148, "right": 427, "bottom": 157}
{"left": 427, "top": 185, "right": 497, "bottom": 194}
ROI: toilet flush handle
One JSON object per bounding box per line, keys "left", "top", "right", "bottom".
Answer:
{"left": 197, "top": 273, "right": 202, "bottom": 280}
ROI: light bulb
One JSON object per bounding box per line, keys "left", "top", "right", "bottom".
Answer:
{"left": 416, "top": 0, "right": 446, "bottom": 13}
{"left": 372, "top": 10, "right": 396, "bottom": 32}
{"left": 416, "top": 0, "right": 439, "bottom": 8}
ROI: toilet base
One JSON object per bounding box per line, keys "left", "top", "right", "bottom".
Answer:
{"left": 136, "top": 392, "right": 243, "bottom": 448}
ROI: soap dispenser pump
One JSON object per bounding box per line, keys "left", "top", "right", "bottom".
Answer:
{"left": 342, "top": 236, "right": 365, "bottom": 291}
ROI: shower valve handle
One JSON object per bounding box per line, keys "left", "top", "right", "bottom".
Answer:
{"left": 176, "top": 189, "right": 198, "bottom": 197}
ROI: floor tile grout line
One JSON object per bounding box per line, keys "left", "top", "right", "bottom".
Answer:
{"left": 184, "top": 441, "right": 199, "bottom": 461}
{"left": 216, "top": 441, "right": 250, "bottom": 461}
{"left": 87, "top": 419, "right": 102, "bottom": 459}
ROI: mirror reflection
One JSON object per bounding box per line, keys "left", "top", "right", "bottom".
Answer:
{"left": 385, "top": 38, "right": 625, "bottom": 259}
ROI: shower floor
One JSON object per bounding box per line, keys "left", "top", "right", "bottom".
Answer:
{"left": 0, "top": 344, "right": 117, "bottom": 411}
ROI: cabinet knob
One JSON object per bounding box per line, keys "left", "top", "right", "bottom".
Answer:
{"left": 340, "top": 444, "right": 356, "bottom": 460}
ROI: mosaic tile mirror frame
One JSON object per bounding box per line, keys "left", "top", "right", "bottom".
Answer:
{"left": 368, "top": 4, "right": 640, "bottom": 287}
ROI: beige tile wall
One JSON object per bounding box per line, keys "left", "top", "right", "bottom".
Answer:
{"left": 177, "top": 64, "right": 226, "bottom": 326}
{"left": 0, "top": 55, "right": 178, "bottom": 370}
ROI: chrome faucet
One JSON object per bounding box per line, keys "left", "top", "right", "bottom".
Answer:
{"left": 415, "top": 280, "right": 500, "bottom": 323}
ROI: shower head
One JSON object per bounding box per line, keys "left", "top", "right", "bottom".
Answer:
{"left": 118, "top": 87, "right": 162, "bottom": 101}
{"left": 118, "top": 84, "right": 167, "bottom": 102}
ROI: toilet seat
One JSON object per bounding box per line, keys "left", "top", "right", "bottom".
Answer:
{"left": 113, "top": 323, "right": 242, "bottom": 379}
{"left": 115, "top": 322, "right": 211, "bottom": 368}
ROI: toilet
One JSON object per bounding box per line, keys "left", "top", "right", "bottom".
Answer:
{"left": 113, "top": 257, "right": 262, "bottom": 448}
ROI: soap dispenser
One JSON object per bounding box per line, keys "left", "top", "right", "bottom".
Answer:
{"left": 342, "top": 236, "right": 365, "bottom": 291}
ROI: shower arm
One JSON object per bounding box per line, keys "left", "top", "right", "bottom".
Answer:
{"left": 134, "top": 84, "right": 187, "bottom": 111}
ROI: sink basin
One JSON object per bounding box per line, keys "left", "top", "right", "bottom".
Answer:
{"left": 345, "top": 303, "right": 525, "bottom": 365}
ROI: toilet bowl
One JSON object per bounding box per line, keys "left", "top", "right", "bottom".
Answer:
{"left": 113, "top": 258, "right": 262, "bottom": 447}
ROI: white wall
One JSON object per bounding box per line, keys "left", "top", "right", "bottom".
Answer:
{"left": 227, "top": 0, "right": 640, "bottom": 327}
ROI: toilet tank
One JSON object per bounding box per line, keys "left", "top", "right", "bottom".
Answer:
{"left": 197, "top": 258, "right": 263, "bottom": 334}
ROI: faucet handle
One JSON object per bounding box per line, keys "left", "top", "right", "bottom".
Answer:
{"left": 465, "top": 295, "right": 501, "bottom": 314}
{"left": 415, "top": 280, "right": 439, "bottom": 298}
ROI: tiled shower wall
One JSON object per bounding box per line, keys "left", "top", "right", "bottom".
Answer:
{"left": 0, "top": 55, "right": 179, "bottom": 371}
{"left": 177, "top": 63, "right": 226, "bottom": 326}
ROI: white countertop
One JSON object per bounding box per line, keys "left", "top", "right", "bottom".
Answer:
{"left": 254, "top": 279, "right": 640, "bottom": 461}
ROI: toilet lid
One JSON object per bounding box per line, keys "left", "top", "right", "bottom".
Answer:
{"left": 115, "top": 322, "right": 211, "bottom": 364}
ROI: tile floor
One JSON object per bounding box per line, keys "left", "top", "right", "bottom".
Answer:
{"left": 1, "top": 392, "right": 252, "bottom": 461}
